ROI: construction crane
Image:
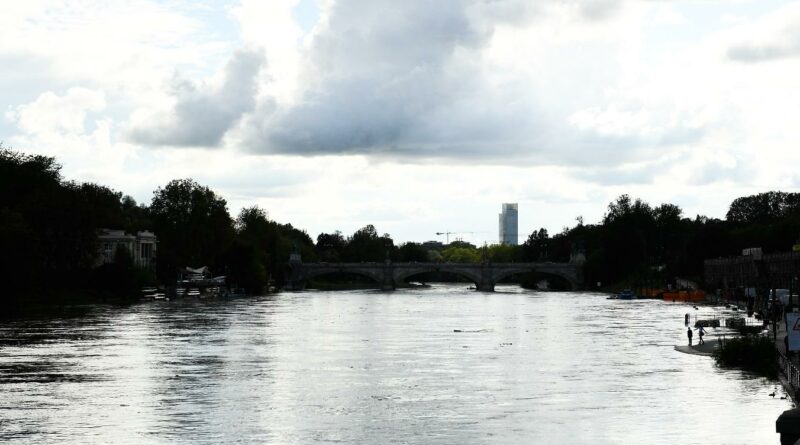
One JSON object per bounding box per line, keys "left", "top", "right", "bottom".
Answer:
{"left": 435, "top": 231, "right": 475, "bottom": 244}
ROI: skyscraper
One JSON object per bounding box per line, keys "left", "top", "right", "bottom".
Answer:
{"left": 498, "top": 203, "right": 518, "bottom": 245}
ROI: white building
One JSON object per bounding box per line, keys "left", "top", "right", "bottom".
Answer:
{"left": 498, "top": 203, "right": 518, "bottom": 245}
{"left": 96, "top": 229, "right": 157, "bottom": 269}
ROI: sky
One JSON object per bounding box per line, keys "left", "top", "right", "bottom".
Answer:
{"left": 3, "top": 0, "right": 800, "bottom": 245}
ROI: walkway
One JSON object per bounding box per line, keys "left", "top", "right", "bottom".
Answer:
{"left": 674, "top": 339, "right": 720, "bottom": 357}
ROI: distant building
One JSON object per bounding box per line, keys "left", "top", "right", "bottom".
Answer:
{"left": 421, "top": 240, "right": 444, "bottom": 251}
{"left": 498, "top": 203, "right": 518, "bottom": 245}
{"left": 96, "top": 229, "right": 157, "bottom": 269}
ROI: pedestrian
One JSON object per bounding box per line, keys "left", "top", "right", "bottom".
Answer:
{"left": 687, "top": 327, "right": 693, "bottom": 346}
{"left": 698, "top": 325, "right": 706, "bottom": 345}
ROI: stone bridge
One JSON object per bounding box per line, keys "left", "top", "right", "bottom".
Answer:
{"left": 285, "top": 260, "right": 583, "bottom": 292}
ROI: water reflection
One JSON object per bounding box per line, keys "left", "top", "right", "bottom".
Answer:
{"left": 0, "top": 286, "right": 793, "bottom": 444}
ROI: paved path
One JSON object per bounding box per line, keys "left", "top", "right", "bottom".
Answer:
{"left": 674, "top": 339, "right": 720, "bottom": 356}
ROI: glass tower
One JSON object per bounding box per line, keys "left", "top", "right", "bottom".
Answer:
{"left": 498, "top": 203, "right": 518, "bottom": 245}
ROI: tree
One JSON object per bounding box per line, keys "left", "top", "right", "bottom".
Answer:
{"left": 485, "top": 243, "right": 523, "bottom": 262}
{"left": 344, "top": 225, "right": 394, "bottom": 262}
{"left": 440, "top": 246, "right": 480, "bottom": 263}
{"left": 727, "top": 191, "right": 800, "bottom": 224}
{"left": 396, "top": 242, "right": 428, "bottom": 262}
{"left": 150, "top": 179, "right": 234, "bottom": 282}
{"left": 523, "top": 228, "right": 549, "bottom": 261}
{"left": 316, "top": 231, "right": 347, "bottom": 262}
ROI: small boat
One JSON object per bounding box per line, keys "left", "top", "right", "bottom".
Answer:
{"left": 611, "top": 289, "right": 636, "bottom": 300}
{"left": 141, "top": 287, "right": 158, "bottom": 299}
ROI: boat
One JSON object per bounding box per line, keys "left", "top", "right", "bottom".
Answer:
{"left": 610, "top": 289, "right": 636, "bottom": 300}
{"left": 141, "top": 287, "right": 158, "bottom": 299}
{"left": 175, "top": 266, "right": 226, "bottom": 298}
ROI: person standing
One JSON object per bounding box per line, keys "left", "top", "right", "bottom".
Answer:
{"left": 698, "top": 326, "right": 706, "bottom": 345}
{"left": 687, "top": 327, "right": 693, "bottom": 346}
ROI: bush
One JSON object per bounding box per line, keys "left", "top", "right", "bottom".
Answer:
{"left": 737, "top": 325, "right": 764, "bottom": 336}
{"left": 713, "top": 334, "right": 777, "bottom": 378}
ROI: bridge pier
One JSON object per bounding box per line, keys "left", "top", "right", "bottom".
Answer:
{"left": 476, "top": 283, "right": 494, "bottom": 292}
{"left": 284, "top": 280, "right": 306, "bottom": 291}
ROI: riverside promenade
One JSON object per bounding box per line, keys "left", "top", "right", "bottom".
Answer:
{"left": 774, "top": 321, "right": 799, "bottom": 403}
{"left": 674, "top": 339, "right": 720, "bottom": 357}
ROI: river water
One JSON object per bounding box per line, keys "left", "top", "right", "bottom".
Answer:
{"left": 0, "top": 285, "right": 792, "bottom": 444}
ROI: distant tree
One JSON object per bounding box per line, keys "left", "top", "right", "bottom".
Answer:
{"left": 726, "top": 191, "right": 800, "bottom": 224}
{"left": 396, "top": 242, "right": 428, "bottom": 262}
{"left": 225, "top": 206, "right": 272, "bottom": 292}
{"left": 446, "top": 240, "right": 476, "bottom": 250}
{"left": 316, "top": 231, "right": 347, "bottom": 262}
{"left": 523, "top": 228, "right": 549, "bottom": 261}
{"left": 440, "top": 246, "right": 480, "bottom": 263}
{"left": 344, "top": 225, "right": 394, "bottom": 262}
{"left": 150, "top": 179, "right": 234, "bottom": 282}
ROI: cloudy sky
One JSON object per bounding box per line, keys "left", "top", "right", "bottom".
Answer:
{"left": 3, "top": 0, "right": 800, "bottom": 245}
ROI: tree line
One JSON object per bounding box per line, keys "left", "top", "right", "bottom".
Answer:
{"left": 313, "top": 194, "right": 800, "bottom": 290}
{"left": 0, "top": 147, "right": 315, "bottom": 301}
{"left": 2, "top": 146, "right": 799, "bottom": 302}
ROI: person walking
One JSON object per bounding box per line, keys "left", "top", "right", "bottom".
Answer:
{"left": 698, "top": 325, "right": 706, "bottom": 345}
{"left": 687, "top": 327, "right": 693, "bottom": 346}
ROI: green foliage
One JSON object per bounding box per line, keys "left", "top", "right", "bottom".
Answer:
{"left": 316, "top": 231, "right": 347, "bottom": 262}
{"left": 534, "top": 191, "right": 800, "bottom": 289}
{"left": 0, "top": 147, "right": 143, "bottom": 299}
{"left": 229, "top": 206, "right": 316, "bottom": 291}
{"left": 486, "top": 243, "right": 522, "bottom": 262}
{"left": 441, "top": 246, "right": 481, "bottom": 263}
{"left": 396, "top": 242, "right": 428, "bottom": 262}
{"left": 342, "top": 224, "right": 394, "bottom": 262}
{"left": 149, "top": 179, "right": 235, "bottom": 282}
{"left": 712, "top": 335, "right": 777, "bottom": 378}
{"left": 726, "top": 191, "right": 800, "bottom": 224}
{"left": 522, "top": 228, "right": 549, "bottom": 260}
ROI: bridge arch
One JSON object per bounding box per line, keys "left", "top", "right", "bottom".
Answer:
{"left": 394, "top": 266, "right": 482, "bottom": 288}
{"left": 300, "top": 267, "right": 384, "bottom": 287}
{"left": 492, "top": 268, "right": 577, "bottom": 291}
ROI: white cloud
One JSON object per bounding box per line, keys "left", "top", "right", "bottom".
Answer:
{"left": 6, "top": 87, "right": 105, "bottom": 135}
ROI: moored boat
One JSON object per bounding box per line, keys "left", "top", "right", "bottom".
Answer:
{"left": 609, "top": 289, "right": 636, "bottom": 300}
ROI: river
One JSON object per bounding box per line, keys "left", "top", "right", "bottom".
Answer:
{"left": 0, "top": 285, "right": 792, "bottom": 444}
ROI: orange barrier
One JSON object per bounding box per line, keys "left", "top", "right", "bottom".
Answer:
{"left": 662, "top": 290, "right": 705, "bottom": 302}
{"left": 638, "top": 288, "right": 665, "bottom": 298}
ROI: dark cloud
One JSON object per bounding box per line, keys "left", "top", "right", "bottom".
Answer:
{"left": 235, "top": 0, "right": 696, "bottom": 166}
{"left": 131, "top": 0, "right": 699, "bottom": 167}
{"left": 727, "top": 44, "right": 800, "bottom": 62}
{"left": 242, "top": 0, "right": 580, "bottom": 162}
{"left": 568, "top": 155, "right": 669, "bottom": 186}
{"left": 128, "top": 49, "right": 265, "bottom": 146}
{"left": 578, "top": 0, "right": 623, "bottom": 22}
{"left": 727, "top": 23, "right": 800, "bottom": 62}
{"left": 687, "top": 158, "right": 755, "bottom": 186}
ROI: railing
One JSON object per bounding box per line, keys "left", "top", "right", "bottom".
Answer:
{"left": 777, "top": 349, "right": 800, "bottom": 390}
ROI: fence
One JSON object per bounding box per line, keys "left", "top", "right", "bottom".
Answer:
{"left": 777, "top": 349, "right": 800, "bottom": 391}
